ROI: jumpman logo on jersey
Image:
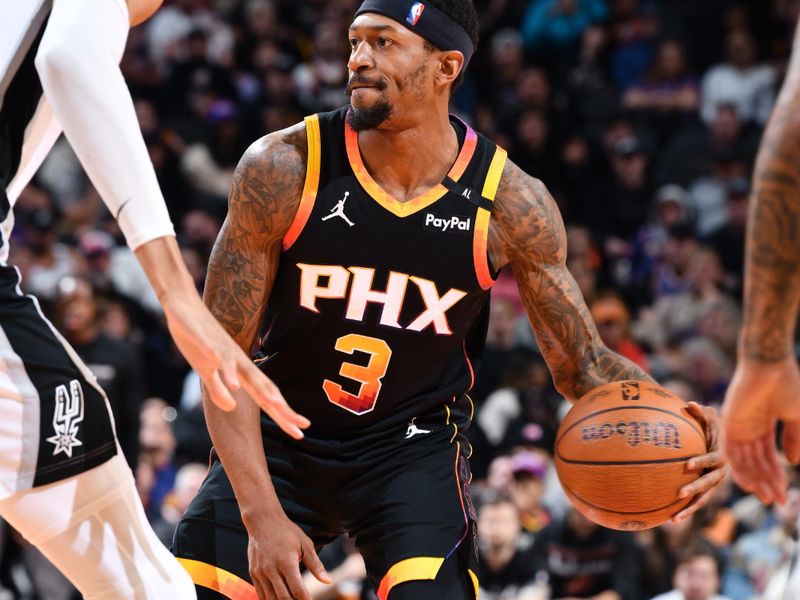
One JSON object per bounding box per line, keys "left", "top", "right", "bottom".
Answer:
{"left": 405, "top": 418, "right": 432, "bottom": 439}
{"left": 321, "top": 191, "right": 355, "bottom": 227}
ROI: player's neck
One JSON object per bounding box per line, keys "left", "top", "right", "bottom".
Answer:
{"left": 357, "top": 112, "right": 459, "bottom": 203}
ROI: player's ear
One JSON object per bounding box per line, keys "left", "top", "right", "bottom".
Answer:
{"left": 435, "top": 51, "right": 464, "bottom": 89}
{"left": 127, "top": 0, "right": 163, "bottom": 26}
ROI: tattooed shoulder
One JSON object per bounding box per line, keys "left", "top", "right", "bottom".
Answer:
{"left": 228, "top": 122, "right": 308, "bottom": 242}
{"left": 489, "top": 159, "right": 567, "bottom": 270}
{"left": 204, "top": 121, "right": 308, "bottom": 346}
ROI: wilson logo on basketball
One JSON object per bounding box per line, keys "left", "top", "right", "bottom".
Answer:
{"left": 581, "top": 420, "right": 682, "bottom": 449}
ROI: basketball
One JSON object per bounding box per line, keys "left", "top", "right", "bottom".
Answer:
{"left": 554, "top": 380, "right": 707, "bottom": 531}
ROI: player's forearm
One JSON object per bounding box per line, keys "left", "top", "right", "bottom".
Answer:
{"left": 202, "top": 388, "right": 285, "bottom": 524}
{"left": 740, "top": 30, "right": 800, "bottom": 363}
{"left": 35, "top": 0, "right": 175, "bottom": 251}
{"left": 133, "top": 236, "right": 199, "bottom": 305}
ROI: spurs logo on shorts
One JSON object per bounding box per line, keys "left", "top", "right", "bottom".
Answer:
{"left": 46, "top": 380, "right": 85, "bottom": 457}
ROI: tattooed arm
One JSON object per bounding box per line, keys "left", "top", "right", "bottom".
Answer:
{"left": 722, "top": 19, "right": 800, "bottom": 505}
{"left": 492, "top": 162, "right": 726, "bottom": 519}
{"left": 490, "top": 161, "right": 651, "bottom": 402}
{"left": 202, "top": 124, "right": 330, "bottom": 597}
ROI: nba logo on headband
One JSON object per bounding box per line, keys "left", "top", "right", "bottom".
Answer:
{"left": 406, "top": 2, "right": 425, "bottom": 26}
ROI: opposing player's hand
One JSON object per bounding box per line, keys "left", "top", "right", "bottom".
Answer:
{"left": 722, "top": 359, "right": 800, "bottom": 505}
{"left": 671, "top": 402, "right": 728, "bottom": 523}
{"left": 161, "top": 292, "right": 310, "bottom": 439}
{"left": 247, "top": 512, "right": 331, "bottom": 600}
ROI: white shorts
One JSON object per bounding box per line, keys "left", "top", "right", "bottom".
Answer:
{"left": 0, "top": 265, "right": 118, "bottom": 499}
{"left": 0, "top": 453, "right": 196, "bottom": 599}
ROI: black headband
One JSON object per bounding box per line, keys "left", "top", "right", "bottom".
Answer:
{"left": 355, "top": 0, "right": 474, "bottom": 71}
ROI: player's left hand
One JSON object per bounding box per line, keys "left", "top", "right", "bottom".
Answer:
{"left": 670, "top": 401, "right": 728, "bottom": 523}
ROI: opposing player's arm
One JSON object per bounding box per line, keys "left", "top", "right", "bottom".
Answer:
{"left": 739, "top": 30, "right": 800, "bottom": 363}
{"left": 490, "top": 161, "right": 652, "bottom": 402}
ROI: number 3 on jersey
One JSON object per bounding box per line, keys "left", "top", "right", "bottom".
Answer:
{"left": 322, "top": 334, "right": 391, "bottom": 415}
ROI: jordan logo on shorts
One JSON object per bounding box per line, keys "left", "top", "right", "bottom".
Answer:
{"left": 46, "top": 380, "right": 84, "bottom": 458}
{"left": 321, "top": 191, "right": 355, "bottom": 227}
{"left": 405, "top": 418, "right": 431, "bottom": 439}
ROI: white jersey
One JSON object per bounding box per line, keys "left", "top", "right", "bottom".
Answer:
{"left": 0, "top": 0, "right": 173, "bottom": 496}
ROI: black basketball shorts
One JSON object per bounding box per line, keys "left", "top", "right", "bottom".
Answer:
{"left": 173, "top": 409, "right": 479, "bottom": 600}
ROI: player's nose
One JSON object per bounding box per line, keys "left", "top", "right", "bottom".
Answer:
{"left": 348, "top": 41, "right": 375, "bottom": 72}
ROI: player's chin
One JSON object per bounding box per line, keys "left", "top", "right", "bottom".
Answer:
{"left": 349, "top": 87, "right": 382, "bottom": 107}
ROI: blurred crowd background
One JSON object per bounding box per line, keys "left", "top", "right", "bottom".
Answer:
{"left": 3, "top": 0, "right": 800, "bottom": 598}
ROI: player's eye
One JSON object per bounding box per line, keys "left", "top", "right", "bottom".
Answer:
{"left": 377, "top": 37, "right": 392, "bottom": 48}
{"left": 349, "top": 38, "right": 360, "bottom": 50}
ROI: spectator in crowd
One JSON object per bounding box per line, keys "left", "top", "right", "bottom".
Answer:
{"left": 508, "top": 452, "right": 553, "bottom": 534}
{"left": 53, "top": 276, "right": 146, "bottom": 470}
{"left": 521, "top": 0, "right": 608, "bottom": 53}
{"left": 637, "top": 513, "right": 717, "bottom": 599}
{"left": 635, "top": 246, "right": 737, "bottom": 357}
{"left": 628, "top": 184, "right": 693, "bottom": 305}
{"left": 477, "top": 490, "right": 544, "bottom": 600}
{"left": 623, "top": 39, "right": 700, "bottom": 136}
{"left": 533, "top": 504, "right": 641, "bottom": 599}
{"left": 700, "top": 29, "right": 776, "bottom": 126}
{"left": 657, "top": 103, "right": 760, "bottom": 187}
{"left": 652, "top": 542, "right": 731, "bottom": 600}
{"left": 17, "top": 208, "right": 83, "bottom": 303}
{"left": 151, "top": 462, "right": 208, "bottom": 547}
{"left": 136, "top": 398, "right": 179, "bottom": 521}
{"left": 705, "top": 178, "right": 749, "bottom": 294}
{"left": 590, "top": 293, "right": 649, "bottom": 370}
{"left": 724, "top": 483, "right": 800, "bottom": 599}
{"left": 79, "top": 229, "right": 161, "bottom": 314}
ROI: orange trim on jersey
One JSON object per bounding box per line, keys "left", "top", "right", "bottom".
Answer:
{"left": 473, "top": 146, "right": 507, "bottom": 289}
{"left": 462, "top": 340, "right": 475, "bottom": 391}
{"left": 377, "top": 557, "right": 445, "bottom": 600}
{"left": 282, "top": 114, "right": 321, "bottom": 250}
{"left": 468, "top": 569, "right": 479, "bottom": 598}
{"left": 345, "top": 121, "right": 478, "bottom": 218}
{"left": 177, "top": 558, "right": 257, "bottom": 600}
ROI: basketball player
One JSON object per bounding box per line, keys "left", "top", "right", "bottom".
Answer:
{"left": 1, "top": 0, "right": 308, "bottom": 597}
{"left": 174, "top": 1, "right": 727, "bottom": 599}
{"left": 722, "top": 18, "right": 800, "bottom": 506}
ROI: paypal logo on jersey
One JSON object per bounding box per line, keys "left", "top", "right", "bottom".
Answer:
{"left": 407, "top": 2, "right": 425, "bottom": 26}
{"left": 424, "top": 213, "right": 472, "bottom": 233}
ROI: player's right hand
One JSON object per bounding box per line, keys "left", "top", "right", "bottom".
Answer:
{"left": 247, "top": 511, "right": 331, "bottom": 600}
{"left": 721, "top": 357, "right": 800, "bottom": 505}
{"left": 161, "top": 292, "right": 310, "bottom": 439}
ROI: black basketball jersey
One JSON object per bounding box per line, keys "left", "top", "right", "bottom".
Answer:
{"left": 258, "top": 107, "right": 507, "bottom": 438}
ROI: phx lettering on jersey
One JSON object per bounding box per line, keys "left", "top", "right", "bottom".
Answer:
{"left": 297, "top": 263, "right": 467, "bottom": 335}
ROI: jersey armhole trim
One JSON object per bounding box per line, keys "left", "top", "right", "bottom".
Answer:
{"left": 473, "top": 146, "right": 507, "bottom": 290}
{"left": 282, "top": 114, "right": 321, "bottom": 251}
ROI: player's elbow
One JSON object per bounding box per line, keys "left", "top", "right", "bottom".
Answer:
{"left": 35, "top": 37, "right": 94, "bottom": 90}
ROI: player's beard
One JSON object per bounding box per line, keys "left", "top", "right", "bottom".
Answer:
{"left": 346, "top": 75, "right": 392, "bottom": 131}
{"left": 347, "top": 99, "right": 393, "bottom": 131}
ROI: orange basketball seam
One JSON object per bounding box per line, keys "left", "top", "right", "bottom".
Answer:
{"left": 561, "top": 480, "right": 691, "bottom": 516}
{"left": 555, "top": 455, "right": 703, "bottom": 466}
